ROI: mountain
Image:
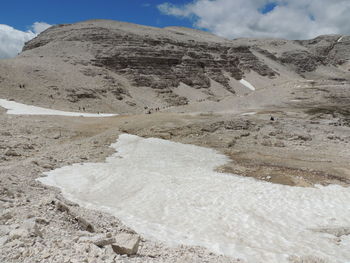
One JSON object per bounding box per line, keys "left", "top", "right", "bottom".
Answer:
{"left": 0, "top": 19, "right": 348, "bottom": 114}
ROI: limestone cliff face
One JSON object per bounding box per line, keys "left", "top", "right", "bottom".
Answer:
{"left": 92, "top": 39, "right": 277, "bottom": 91}
{"left": 279, "top": 35, "right": 350, "bottom": 73}
{"left": 22, "top": 21, "right": 276, "bottom": 96}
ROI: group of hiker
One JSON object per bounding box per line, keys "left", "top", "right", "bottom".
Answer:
{"left": 144, "top": 106, "right": 162, "bottom": 114}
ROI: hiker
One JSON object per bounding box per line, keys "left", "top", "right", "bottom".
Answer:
{"left": 270, "top": 116, "right": 275, "bottom": 121}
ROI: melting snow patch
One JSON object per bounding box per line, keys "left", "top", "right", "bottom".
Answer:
{"left": 241, "top": 112, "right": 257, "bottom": 116}
{"left": 239, "top": 79, "right": 256, "bottom": 91}
{"left": 338, "top": 36, "right": 344, "bottom": 43}
{"left": 0, "top": 99, "right": 116, "bottom": 117}
{"left": 38, "top": 134, "right": 350, "bottom": 263}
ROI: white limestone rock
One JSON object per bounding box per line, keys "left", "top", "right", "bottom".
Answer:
{"left": 22, "top": 218, "right": 43, "bottom": 238}
{"left": 111, "top": 233, "right": 140, "bottom": 255}
{"left": 8, "top": 228, "right": 29, "bottom": 241}
{"left": 0, "top": 235, "right": 9, "bottom": 246}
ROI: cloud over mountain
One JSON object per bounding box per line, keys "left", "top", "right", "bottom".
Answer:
{"left": 0, "top": 22, "right": 51, "bottom": 59}
{"left": 158, "top": 0, "right": 350, "bottom": 40}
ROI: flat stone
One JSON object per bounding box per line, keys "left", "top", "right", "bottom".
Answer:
{"left": 78, "top": 233, "right": 115, "bottom": 247}
{"left": 93, "top": 237, "right": 116, "bottom": 247}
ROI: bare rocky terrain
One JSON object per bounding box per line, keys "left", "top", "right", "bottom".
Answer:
{"left": 0, "top": 20, "right": 350, "bottom": 262}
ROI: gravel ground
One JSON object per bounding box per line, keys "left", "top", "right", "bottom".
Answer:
{"left": 1, "top": 85, "right": 350, "bottom": 262}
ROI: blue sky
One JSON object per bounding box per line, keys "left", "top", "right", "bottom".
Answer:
{"left": 259, "top": 2, "right": 277, "bottom": 14}
{"left": 1, "top": 0, "right": 193, "bottom": 31}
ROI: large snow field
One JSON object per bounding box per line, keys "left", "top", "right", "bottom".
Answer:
{"left": 38, "top": 134, "right": 350, "bottom": 263}
{"left": 0, "top": 99, "right": 117, "bottom": 117}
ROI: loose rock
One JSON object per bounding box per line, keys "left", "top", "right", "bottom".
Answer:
{"left": 111, "top": 233, "right": 140, "bottom": 255}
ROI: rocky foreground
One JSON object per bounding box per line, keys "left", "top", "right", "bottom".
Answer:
{"left": 0, "top": 112, "right": 242, "bottom": 263}
{"left": 1, "top": 20, "right": 350, "bottom": 263}
{"left": 1, "top": 102, "right": 350, "bottom": 262}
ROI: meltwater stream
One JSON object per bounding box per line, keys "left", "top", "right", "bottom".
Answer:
{"left": 38, "top": 134, "right": 350, "bottom": 263}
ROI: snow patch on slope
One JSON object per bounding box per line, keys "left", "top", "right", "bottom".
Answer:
{"left": 0, "top": 99, "right": 116, "bottom": 117}
{"left": 38, "top": 134, "right": 350, "bottom": 263}
{"left": 239, "top": 79, "right": 256, "bottom": 91}
{"left": 241, "top": 111, "right": 257, "bottom": 116}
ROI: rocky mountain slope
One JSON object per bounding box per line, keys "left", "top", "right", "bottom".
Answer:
{"left": 0, "top": 19, "right": 348, "bottom": 113}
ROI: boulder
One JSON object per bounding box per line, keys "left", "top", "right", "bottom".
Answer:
{"left": 274, "top": 141, "right": 286, "bottom": 148}
{"left": 0, "top": 211, "right": 13, "bottom": 221}
{"left": 4, "top": 148, "right": 21, "bottom": 157}
{"left": 55, "top": 201, "right": 70, "bottom": 213}
{"left": 0, "top": 225, "right": 11, "bottom": 236}
{"left": 75, "top": 216, "right": 95, "bottom": 233}
{"left": 22, "top": 218, "right": 43, "bottom": 238}
{"left": 0, "top": 235, "right": 8, "bottom": 246}
{"left": 111, "top": 233, "right": 140, "bottom": 255}
{"left": 261, "top": 139, "right": 273, "bottom": 147}
{"left": 8, "top": 228, "right": 29, "bottom": 240}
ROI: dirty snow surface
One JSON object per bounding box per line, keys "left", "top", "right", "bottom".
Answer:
{"left": 38, "top": 134, "right": 350, "bottom": 263}
{"left": 239, "top": 79, "right": 256, "bottom": 91}
{"left": 0, "top": 99, "right": 116, "bottom": 117}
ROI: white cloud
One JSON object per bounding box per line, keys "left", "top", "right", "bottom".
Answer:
{"left": 0, "top": 22, "right": 51, "bottom": 59}
{"left": 158, "top": 0, "right": 350, "bottom": 40}
{"left": 31, "top": 22, "right": 51, "bottom": 34}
